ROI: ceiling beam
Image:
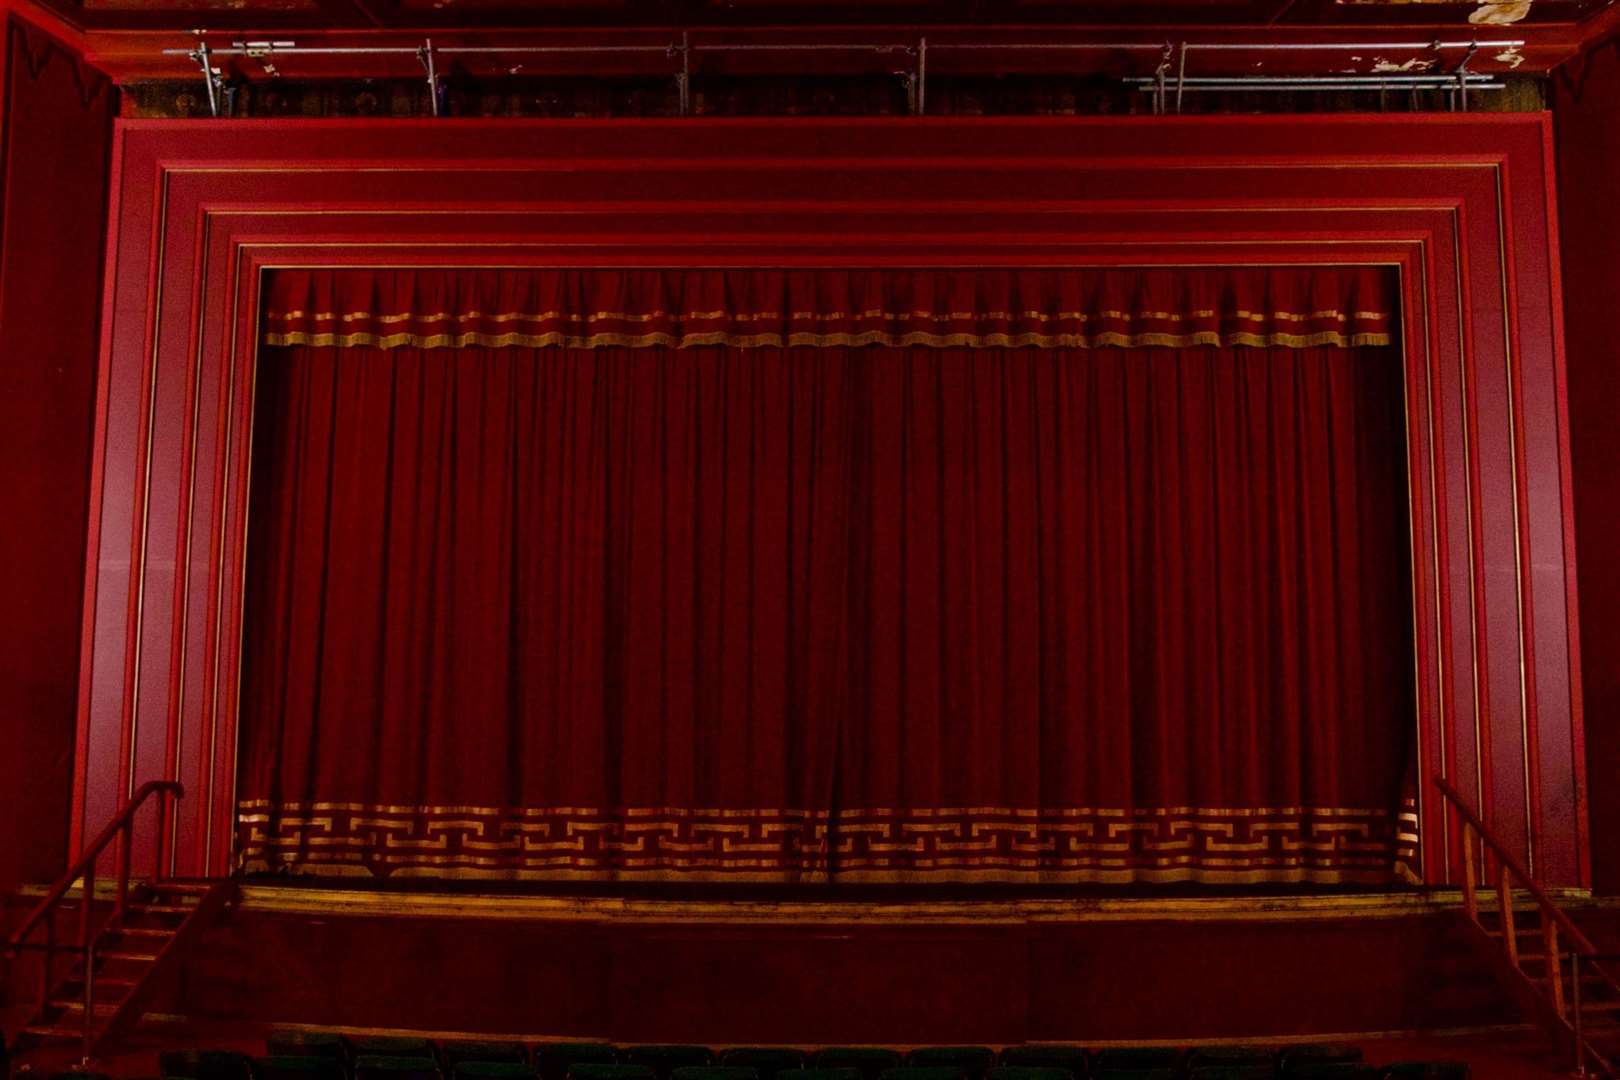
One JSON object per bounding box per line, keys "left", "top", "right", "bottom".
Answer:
{"left": 310, "top": 0, "right": 387, "bottom": 28}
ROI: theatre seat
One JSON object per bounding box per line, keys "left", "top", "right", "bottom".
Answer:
{"left": 1279, "top": 1048, "right": 1361, "bottom": 1070}
{"left": 161, "top": 1050, "right": 255, "bottom": 1080}
{"left": 1189, "top": 1047, "right": 1275, "bottom": 1068}
{"left": 1382, "top": 1066, "right": 1469, "bottom": 1080}
{"left": 538, "top": 1044, "right": 620, "bottom": 1080}
{"left": 718, "top": 1049, "right": 806, "bottom": 1077}
{"left": 906, "top": 1048, "right": 994, "bottom": 1077}
{"left": 354, "top": 1039, "right": 437, "bottom": 1060}
{"left": 623, "top": 1047, "right": 714, "bottom": 1078}
{"left": 996, "top": 1048, "right": 1088, "bottom": 1075}
{"left": 566, "top": 1065, "right": 658, "bottom": 1080}
{"left": 1186, "top": 1068, "right": 1274, "bottom": 1080}
{"left": 876, "top": 1066, "right": 969, "bottom": 1080}
{"left": 1090, "top": 1049, "right": 1180, "bottom": 1072}
{"left": 1091, "top": 1070, "right": 1176, "bottom": 1080}
{"left": 809, "top": 1048, "right": 902, "bottom": 1079}
{"left": 984, "top": 1066, "right": 1077, "bottom": 1080}
{"left": 454, "top": 1063, "right": 539, "bottom": 1080}
{"left": 254, "top": 1055, "right": 349, "bottom": 1080}
{"left": 670, "top": 1066, "right": 761, "bottom": 1080}
{"left": 265, "top": 1034, "right": 348, "bottom": 1064}
{"left": 778, "top": 1067, "right": 865, "bottom": 1080}
{"left": 354, "top": 1054, "right": 442, "bottom": 1080}
{"left": 1282, "top": 1066, "right": 1376, "bottom": 1080}
{"left": 444, "top": 1043, "right": 530, "bottom": 1068}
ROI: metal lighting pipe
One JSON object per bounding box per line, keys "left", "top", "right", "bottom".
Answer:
{"left": 932, "top": 38, "right": 1523, "bottom": 51}
{"left": 1186, "top": 39, "right": 1523, "bottom": 50}
{"left": 1131, "top": 80, "right": 1508, "bottom": 91}
{"left": 1127, "top": 73, "right": 1501, "bottom": 84}
{"left": 161, "top": 37, "right": 1526, "bottom": 60}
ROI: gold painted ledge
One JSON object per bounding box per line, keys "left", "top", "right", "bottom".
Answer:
{"left": 229, "top": 884, "right": 1599, "bottom": 924}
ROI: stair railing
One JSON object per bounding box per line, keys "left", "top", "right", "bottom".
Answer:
{"left": 1435, "top": 775, "right": 1620, "bottom": 1075}
{"left": 4, "top": 780, "right": 184, "bottom": 1063}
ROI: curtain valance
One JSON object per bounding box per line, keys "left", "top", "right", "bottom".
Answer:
{"left": 262, "top": 267, "right": 1396, "bottom": 350}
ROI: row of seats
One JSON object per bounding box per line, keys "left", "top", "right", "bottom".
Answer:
{"left": 153, "top": 1037, "right": 1468, "bottom": 1080}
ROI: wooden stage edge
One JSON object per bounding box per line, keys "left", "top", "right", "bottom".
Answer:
{"left": 132, "top": 1013, "right": 1545, "bottom": 1051}
{"left": 16, "top": 881, "right": 1613, "bottom": 924}
{"left": 226, "top": 883, "right": 1604, "bottom": 923}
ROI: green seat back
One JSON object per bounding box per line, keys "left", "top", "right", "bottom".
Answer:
{"left": 256, "top": 1056, "right": 349, "bottom": 1080}
{"left": 1093, "top": 1048, "right": 1181, "bottom": 1071}
{"left": 1191, "top": 1047, "right": 1275, "bottom": 1067}
{"left": 1284, "top": 1067, "right": 1376, "bottom": 1080}
{"left": 354, "top": 1039, "right": 436, "bottom": 1059}
{"left": 455, "top": 1065, "right": 538, "bottom": 1080}
{"left": 624, "top": 1048, "right": 713, "bottom": 1077}
{"left": 1382, "top": 1066, "right": 1469, "bottom": 1080}
{"left": 566, "top": 1066, "right": 657, "bottom": 1080}
{"left": 1281, "top": 1047, "right": 1361, "bottom": 1068}
{"left": 996, "top": 1049, "right": 1089, "bottom": 1073}
{"left": 266, "top": 1034, "right": 348, "bottom": 1064}
{"left": 810, "top": 1051, "right": 902, "bottom": 1079}
{"left": 537, "top": 1045, "right": 620, "bottom": 1080}
{"left": 445, "top": 1044, "right": 530, "bottom": 1068}
{"left": 161, "top": 1050, "right": 254, "bottom": 1080}
{"left": 718, "top": 1050, "right": 806, "bottom": 1078}
{"left": 671, "top": 1068, "right": 760, "bottom": 1080}
{"left": 985, "top": 1067, "right": 1076, "bottom": 1080}
{"left": 907, "top": 1050, "right": 994, "bottom": 1077}
{"left": 778, "top": 1069, "right": 863, "bottom": 1080}
{"left": 877, "top": 1067, "right": 968, "bottom": 1080}
{"left": 355, "top": 1055, "right": 441, "bottom": 1080}
{"left": 1188, "top": 1067, "right": 1274, "bottom": 1080}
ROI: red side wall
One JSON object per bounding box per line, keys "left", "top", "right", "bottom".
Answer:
{"left": 0, "top": 16, "right": 115, "bottom": 893}
{"left": 1554, "top": 42, "right": 1620, "bottom": 894}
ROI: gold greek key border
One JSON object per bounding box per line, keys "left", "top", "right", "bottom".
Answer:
{"left": 237, "top": 801, "right": 1419, "bottom": 885}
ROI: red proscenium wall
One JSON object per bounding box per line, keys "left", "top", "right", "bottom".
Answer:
{"left": 0, "top": 13, "right": 115, "bottom": 894}
{"left": 72, "top": 115, "right": 1587, "bottom": 888}
{"left": 1553, "top": 39, "right": 1620, "bottom": 894}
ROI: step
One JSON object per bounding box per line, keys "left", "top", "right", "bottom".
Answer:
{"left": 97, "top": 947, "right": 160, "bottom": 961}
{"left": 56, "top": 975, "right": 137, "bottom": 995}
{"left": 1583, "top": 1001, "right": 1620, "bottom": 1014}
{"left": 21, "top": 1023, "right": 88, "bottom": 1039}
{"left": 47, "top": 999, "right": 120, "bottom": 1016}
{"left": 111, "top": 926, "right": 176, "bottom": 938}
{"left": 130, "top": 903, "right": 198, "bottom": 915}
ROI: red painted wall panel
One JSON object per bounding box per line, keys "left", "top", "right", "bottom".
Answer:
{"left": 1553, "top": 44, "right": 1620, "bottom": 893}
{"left": 75, "top": 116, "right": 1585, "bottom": 888}
{"left": 0, "top": 18, "right": 114, "bottom": 893}
{"left": 158, "top": 908, "right": 1512, "bottom": 1042}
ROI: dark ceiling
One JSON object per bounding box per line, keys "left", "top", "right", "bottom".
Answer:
{"left": 31, "top": 0, "right": 1620, "bottom": 31}
{"left": 25, "top": 0, "right": 1620, "bottom": 80}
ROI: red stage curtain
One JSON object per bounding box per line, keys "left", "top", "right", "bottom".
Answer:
{"left": 263, "top": 267, "right": 1395, "bottom": 351}
{"left": 237, "top": 339, "right": 1417, "bottom": 883}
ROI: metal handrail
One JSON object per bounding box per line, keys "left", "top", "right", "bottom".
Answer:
{"left": 4, "top": 780, "right": 184, "bottom": 1063}
{"left": 1433, "top": 775, "right": 1618, "bottom": 1077}
{"left": 1434, "top": 776, "right": 1599, "bottom": 955}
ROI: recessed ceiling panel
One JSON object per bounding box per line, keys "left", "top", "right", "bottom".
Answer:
{"left": 81, "top": 0, "right": 317, "bottom": 10}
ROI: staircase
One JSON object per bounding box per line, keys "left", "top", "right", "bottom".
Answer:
{"left": 4, "top": 782, "right": 235, "bottom": 1064}
{"left": 1436, "top": 776, "right": 1620, "bottom": 1077}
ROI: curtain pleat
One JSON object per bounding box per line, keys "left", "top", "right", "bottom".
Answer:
{"left": 263, "top": 268, "right": 1396, "bottom": 352}
{"left": 238, "top": 343, "right": 1417, "bottom": 883}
